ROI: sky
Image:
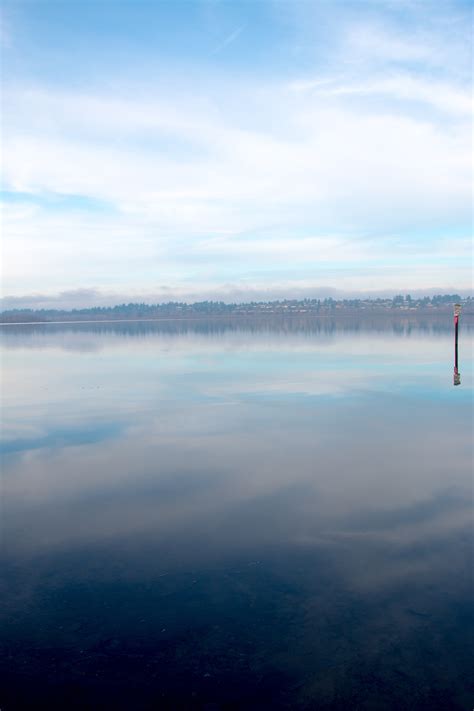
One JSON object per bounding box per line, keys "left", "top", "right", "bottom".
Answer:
{"left": 1, "top": 0, "right": 472, "bottom": 308}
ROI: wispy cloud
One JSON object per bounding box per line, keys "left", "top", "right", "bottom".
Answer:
{"left": 290, "top": 74, "right": 473, "bottom": 116}
{"left": 211, "top": 24, "right": 245, "bottom": 55}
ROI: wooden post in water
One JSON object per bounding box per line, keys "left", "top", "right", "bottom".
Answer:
{"left": 453, "top": 303, "right": 461, "bottom": 386}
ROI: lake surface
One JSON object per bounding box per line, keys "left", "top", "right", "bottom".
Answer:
{"left": 1, "top": 317, "right": 473, "bottom": 710}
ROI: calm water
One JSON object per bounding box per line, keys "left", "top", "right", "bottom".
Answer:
{"left": 1, "top": 318, "right": 473, "bottom": 710}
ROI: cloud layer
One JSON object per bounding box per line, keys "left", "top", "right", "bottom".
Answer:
{"left": 1, "top": 0, "right": 472, "bottom": 305}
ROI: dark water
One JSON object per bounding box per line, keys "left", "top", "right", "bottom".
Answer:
{"left": 1, "top": 318, "right": 473, "bottom": 710}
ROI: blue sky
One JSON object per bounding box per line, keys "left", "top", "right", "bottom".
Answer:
{"left": 1, "top": 0, "right": 472, "bottom": 307}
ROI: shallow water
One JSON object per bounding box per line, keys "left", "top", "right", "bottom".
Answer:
{"left": 1, "top": 318, "right": 473, "bottom": 710}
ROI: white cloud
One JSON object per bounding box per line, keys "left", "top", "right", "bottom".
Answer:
{"left": 346, "top": 22, "right": 445, "bottom": 66}
{"left": 3, "top": 85, "right": 470, "bottom": 224}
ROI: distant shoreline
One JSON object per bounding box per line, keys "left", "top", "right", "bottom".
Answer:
{"left": 2, "top": 295, "right": 470, "bottom": 326}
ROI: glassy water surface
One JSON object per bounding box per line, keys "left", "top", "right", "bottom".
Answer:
{"left": 1, "top": 318, "right": 473, "bottom": 710}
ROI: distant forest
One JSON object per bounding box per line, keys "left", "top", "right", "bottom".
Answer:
{"left": 0, "top": 294, "right": 471, "bottom": 323}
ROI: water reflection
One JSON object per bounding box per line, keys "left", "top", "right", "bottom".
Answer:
{"left": 1, "top": 318, "right": 472, "bottom": 710}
